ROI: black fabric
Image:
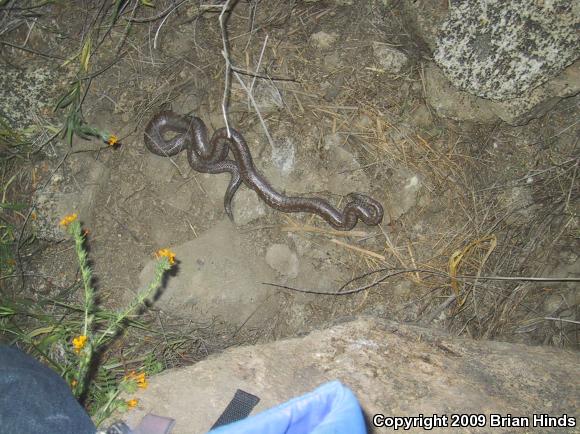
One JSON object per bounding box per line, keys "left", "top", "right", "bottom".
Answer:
{"left": 210, "top": 389, "right": 260, "bottom": 430}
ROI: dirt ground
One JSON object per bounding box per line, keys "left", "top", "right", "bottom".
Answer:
{"left": 1, "top": 0, "right": 578, "bottom": 364}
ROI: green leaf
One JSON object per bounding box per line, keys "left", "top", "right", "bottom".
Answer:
{"left": 80, "top": 37, "right": 92, "bottom": 72}
{"left": 55, "top": 86, "right": 80, "bottom": 110}
{"left": 0, "top": 202, "right": 27, "bottom": 211}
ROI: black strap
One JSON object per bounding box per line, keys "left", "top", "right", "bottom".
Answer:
{"left": 210, "top": 389, "right": 260, "bottom": 430}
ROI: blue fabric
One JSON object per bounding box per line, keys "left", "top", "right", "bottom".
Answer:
{"left": 208, "top": 381, "right": 366, "bottom": 434}
{"left": 0, "top": 345, "right": 96, "bottom": 434}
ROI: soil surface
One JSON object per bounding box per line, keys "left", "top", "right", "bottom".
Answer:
{"left": 2, "top": 0, "right": 578, "bottom": 358}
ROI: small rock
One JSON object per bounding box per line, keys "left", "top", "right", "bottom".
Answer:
{"left": 270, "top": 137, "right": 296, "bottom": 175}
{"left": 322, "top": 133, "right": 342, "bottom": 150}
{"left": 232, "top": 187, "right": 267, "bottom": 226}
{"left": 381, "top": 168, "right": 421, "bottom": 222}
{"left": 372, "top": 43, "right": 409, "bottom": 74}
{"left": 355, "top": 114, "right": 373, "bottom": 130}
{"left": 405, "top": 176, "right": 419, "bottom": 189}
{"left": 265, "top": 244, "right": 299, "bottom": 279}
{"left": 392, "top": 280, "right": 413, "bottom": 298}
{"left": 323, "top": 73, "right": 345, "bottom": 101}
{"left": 497, "top": 186, "right": 535, "bottom": 225}
{"left": 322, "top": 53, "right": 341, "bottom": 72}
{"left": 310, "top": 31, "right": 338, "bottom": 50}
{"left": 543, "top": 294, "right": 563, "bottom": 316}
{"left": 250, "top": 81, "right": 284, "bottom": 113}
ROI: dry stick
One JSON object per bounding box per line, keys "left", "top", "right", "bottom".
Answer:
{"left": 544, "top": 317, "right": 580, "bottom": 325}
{"left": 153, "top": 2, "right": 177, "bottom": 49}
{"left": 280, "top": 223, "right": 368, "bottom": 238}
{"left": 219, "top": 0, "right": 236, "bottom": 136}
{"left": 231, "top": 70, "right": 275, "bottom": 150}
{"left": 379, "top": 224, "right": 408, "bottom": 269}
{"left": 32, "top": 128, "right": 62, "bottom": 154}
{"left": 21, "top": 17, "right": 35, "bottom": 46}
{"left": 231, "top": 66, "right": 296, "bottom": 83}
{"left": 330, "top": 238, "right": 386, "bottom": 261}
{"left": 564, "top": 157, "right": 578, "bottom": 212}
{"left": 419, "top": 295, "right": 457, "bottom": 325}
{"left": 0, "top": 39, "right": 65, "bottom": 60}
{"left": 249, "top": 34, "right": 268, "bottom": 95}
{"left": 125, "top": 0, "right": 187, "bottom": 23}
{"left": 263, "top": 268, "right": 580, "bottom": 296}
{"left": 114, "top": 0, "right": 138, "bottom": 55}
{"left": 218, "top": 1, "right": 280, "bottom": 149}
{"left": 243, "top": 0, "right": 257, "bottom": 52}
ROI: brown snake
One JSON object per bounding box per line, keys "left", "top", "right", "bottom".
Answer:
{"left": 144, "top": 111, "right": 384, "bottom": 230}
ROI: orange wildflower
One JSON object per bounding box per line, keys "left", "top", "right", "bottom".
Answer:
{"left": 72, "top": 335, "right": 87, "bottom": 354}
{"left": 59, "top": 213, "right": 78, "bottom": 227}
{"left": 127, "top": 398, "right": 139, "bottom": 409}
{"left": 124, "top": 370, "right": 148, "bottom": 389}
{"left": 155, "top": 248, "right": 176, "bottom": 265}
{"left": 107, "top": 135, "right": 118, "bottom": 146}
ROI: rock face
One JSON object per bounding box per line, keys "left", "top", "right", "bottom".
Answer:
{"left": 435, "top": 0, "right": 579, "bottom": 100}
{"left": 400, "top": 0, "right": 580, "bottom": 125}
{"left": 119, "top": 318, "right": 579, "bottom": 434}
{"left": 435, "top": 0, "right": 580, "bottom": 101}
{"left": 0, "top": 66, "right": 57, "bottom": 128}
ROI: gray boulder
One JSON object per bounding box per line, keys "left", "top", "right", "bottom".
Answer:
{"left": 118, "top": 318, "right": 579, "bottom": 433}
{"left": 401, "top": 0, "right": 580, "bottom": 125}
{"left": 434, "top": 0, "right": 579, "bottom": 100}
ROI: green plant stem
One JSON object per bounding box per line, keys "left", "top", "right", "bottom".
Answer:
{"left": 93, "top": 387, "right": 123, "bottom": 426}
{"left": 71, "top": 221, "right": 93, "bottom": 337}
{"left": 93, "top": 259, "right": 169, "bottom": 348}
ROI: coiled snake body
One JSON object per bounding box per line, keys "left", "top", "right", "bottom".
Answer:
{"left": 144, "top": 111, "right": 384, "bottom": 231}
